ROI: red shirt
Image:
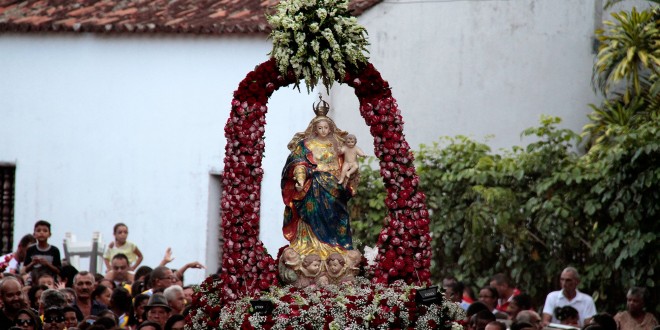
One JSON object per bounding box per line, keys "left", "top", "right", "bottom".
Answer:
{"left": 496, "top": 288, "right": 521, "bottom": 312}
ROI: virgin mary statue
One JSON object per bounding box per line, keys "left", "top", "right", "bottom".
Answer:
{"left": 281, "top": 98, "right": 357, "bottom": 261}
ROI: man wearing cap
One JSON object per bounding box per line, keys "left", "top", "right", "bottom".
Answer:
{"left": 43, "top": 306, "right": 66, "bottom": 330}
{"left": 145, "top": 293, "right": 171, "bottom": 328}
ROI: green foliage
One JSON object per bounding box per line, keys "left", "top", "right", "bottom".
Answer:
{"left": 587, "top": 5, "right": 660, "bottom": 152}
{"left": 582, "top": 95, "right": 647, "bottom": 148}
{"left": 349, "top": 3, "right": 660, "bottom": 315}
{"left": 593, "top": 7, "right": 660, "bottom": 97}
{"left": 350, "top": 116, "right": 659, "bottom": 314}
{"left": 349, "top": 157, "right": 386, "bottom": 249}
{"left": 581, "top": 113, "right": 660, "bottom": 296}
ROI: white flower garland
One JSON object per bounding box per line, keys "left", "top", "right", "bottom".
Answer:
{"left": 193, "top": 277, "right": 465, "bottom": 329}
{"left": 268, "top": 0, "right": 370, "bottom": 92}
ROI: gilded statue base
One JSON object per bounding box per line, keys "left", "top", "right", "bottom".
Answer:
{"left": 278, "top": 247, "right": 362, "bottom": 287}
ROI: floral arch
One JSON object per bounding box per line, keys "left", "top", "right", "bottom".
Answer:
{"left": 204, "top": 57, "right": 433, "bottom": 308}
{"left": 187, "top": 0, "right": 442, "bottom": 327}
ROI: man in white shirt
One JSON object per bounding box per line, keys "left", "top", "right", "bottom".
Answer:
{"left": 542, "top": 267, "right": 597, "bottom": 327}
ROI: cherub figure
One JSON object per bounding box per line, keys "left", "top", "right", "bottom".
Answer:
{"left": 317, "top": 253, "right": 347, "bottom": 285}
{"left": 278, "top": 247, "right": 301, "bottom": 285}
{"left": 326, "top": 253, "right": 346, "bottom": 278}
{"left": 342, "top": 250, "right": 362, "bottom": 283}
{"left": 293, "top": 254, "right": 322, "bottom": 288}
{"left": 301, "top": 254, "right": 322, "bottom": 277}
{"left": 283, "top": 247, "right": 302, "bottom": 267}
{"left": 337, "top": 134, "right": 366, "bottom": 184}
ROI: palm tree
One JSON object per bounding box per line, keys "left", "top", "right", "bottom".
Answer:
{"left": 593, "top": 7, "right": 660, "bottom": 97}
{"left": 585, "top": 5, "right": 660, "bottom": 151}
{"left": 582, "top": 95, "right": 646, "bottom": 149}
{"left": 605, "top": 0, "right": 660, "bottom": 9}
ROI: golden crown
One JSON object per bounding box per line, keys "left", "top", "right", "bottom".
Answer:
{"left": 313, "top": 95, "right": 330, "bottom": 117}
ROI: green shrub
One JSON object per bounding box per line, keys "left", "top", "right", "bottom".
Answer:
{"left": 350, "top": 116, "right": 659, "bottom": 314}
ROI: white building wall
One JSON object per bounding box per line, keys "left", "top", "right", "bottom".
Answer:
{"left": 1, "top": 1, "right": 653, "bottom": 285}
{"left": 330, "top": 0, "right": 652, "bottom": 152}
{"left": 0, "top": 33, "right": 315, "bottom": 284}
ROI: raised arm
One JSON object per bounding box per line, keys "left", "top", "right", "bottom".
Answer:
{"left": 174, "top": 261, "right": 206, "bottom": 282}
{"left": 159, "top": 247, "right": 175, "bottom": 267}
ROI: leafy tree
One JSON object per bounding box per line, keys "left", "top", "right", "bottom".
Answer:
{"left": 351, "top": 116, "right": 659, "bottom": 314}
{"left": 349, "top": 1, "right": 659, "bottom": 315}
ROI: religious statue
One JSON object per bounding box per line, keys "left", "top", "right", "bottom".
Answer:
{"left": 278, "top": 97, "right": 363, "bottom": 286}
{"left": 338, "top": 134, "right": 366, "bottom": 185}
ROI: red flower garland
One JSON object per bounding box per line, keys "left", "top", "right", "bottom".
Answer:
{"left": 0, "top": 254, "right": 13, "bottom": 273}
{"left": 195, "top": 57, "right": 432, "bottom": 310}
{"left": 342, "top": 65, "right": 433, "bottom": 286}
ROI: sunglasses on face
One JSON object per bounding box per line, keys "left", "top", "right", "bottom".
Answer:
{"left": 44, "top": 315, "right": 65, "bottom": 323}
{"left": 16, "top": 319, "right": 34, "bottom": 326}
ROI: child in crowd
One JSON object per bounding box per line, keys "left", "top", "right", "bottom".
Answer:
{"left": 36, "top": 272, "right": 57, "bottom": 289}
{"left": 104, "top": 222, "right": 144, "bottom": 271}
{"left": 555, "top": 305, "right": 580, "bottom": 327}
{"left": 23, "top": 220, "right": 62, "bottom": 284}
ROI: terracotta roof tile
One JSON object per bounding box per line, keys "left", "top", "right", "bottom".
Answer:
{"left": 0, "top": 0, "right": 381, "bottom": 35}
{"left": 68, "top": 6, "right": 97, "bottom": 17}
{"left": 209, "top": 9, "right": 227, "bottom": 19}
{"left": 107, "top": 7, "right": 137, "bottom": 16}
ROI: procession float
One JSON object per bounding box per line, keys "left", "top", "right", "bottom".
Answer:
{"left": 187, "top": 0, "right": 465, "bottom": 328}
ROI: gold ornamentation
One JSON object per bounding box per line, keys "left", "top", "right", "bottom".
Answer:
{"left": 313, "top": 94, "right": 330, "bottom": 117}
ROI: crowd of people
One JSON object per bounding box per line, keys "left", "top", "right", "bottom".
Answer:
{"left": 444, "top": 267, "right": 658, "bottom": 330}
{"left": 0, "top": 220, "right": 204, "bottom": 330}
{"left": 0, "top": 220, "right": 657, "bottom": 330}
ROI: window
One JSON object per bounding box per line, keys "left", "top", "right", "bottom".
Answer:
{"left": 0, "top": 164, "right": 16, "bottom": 254}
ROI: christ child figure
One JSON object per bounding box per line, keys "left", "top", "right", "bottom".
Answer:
{"left": 338, "top": 134, "right": 366, "bottom": 184}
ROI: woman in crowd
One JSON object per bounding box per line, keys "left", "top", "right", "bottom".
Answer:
{"left": 27, "top": 285, "right": 48, "bottom": 310}
{"left": 14, "top": 308, "right": 42, "bottom": 330}
{"left": 614, "top": 287, "right": 658, "bottom": 330}
{"left": 129, "top": 294, "right": 151, "bottom": 327}
{"left": 90, "top": 284, "right": 112, "bottom": 308}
